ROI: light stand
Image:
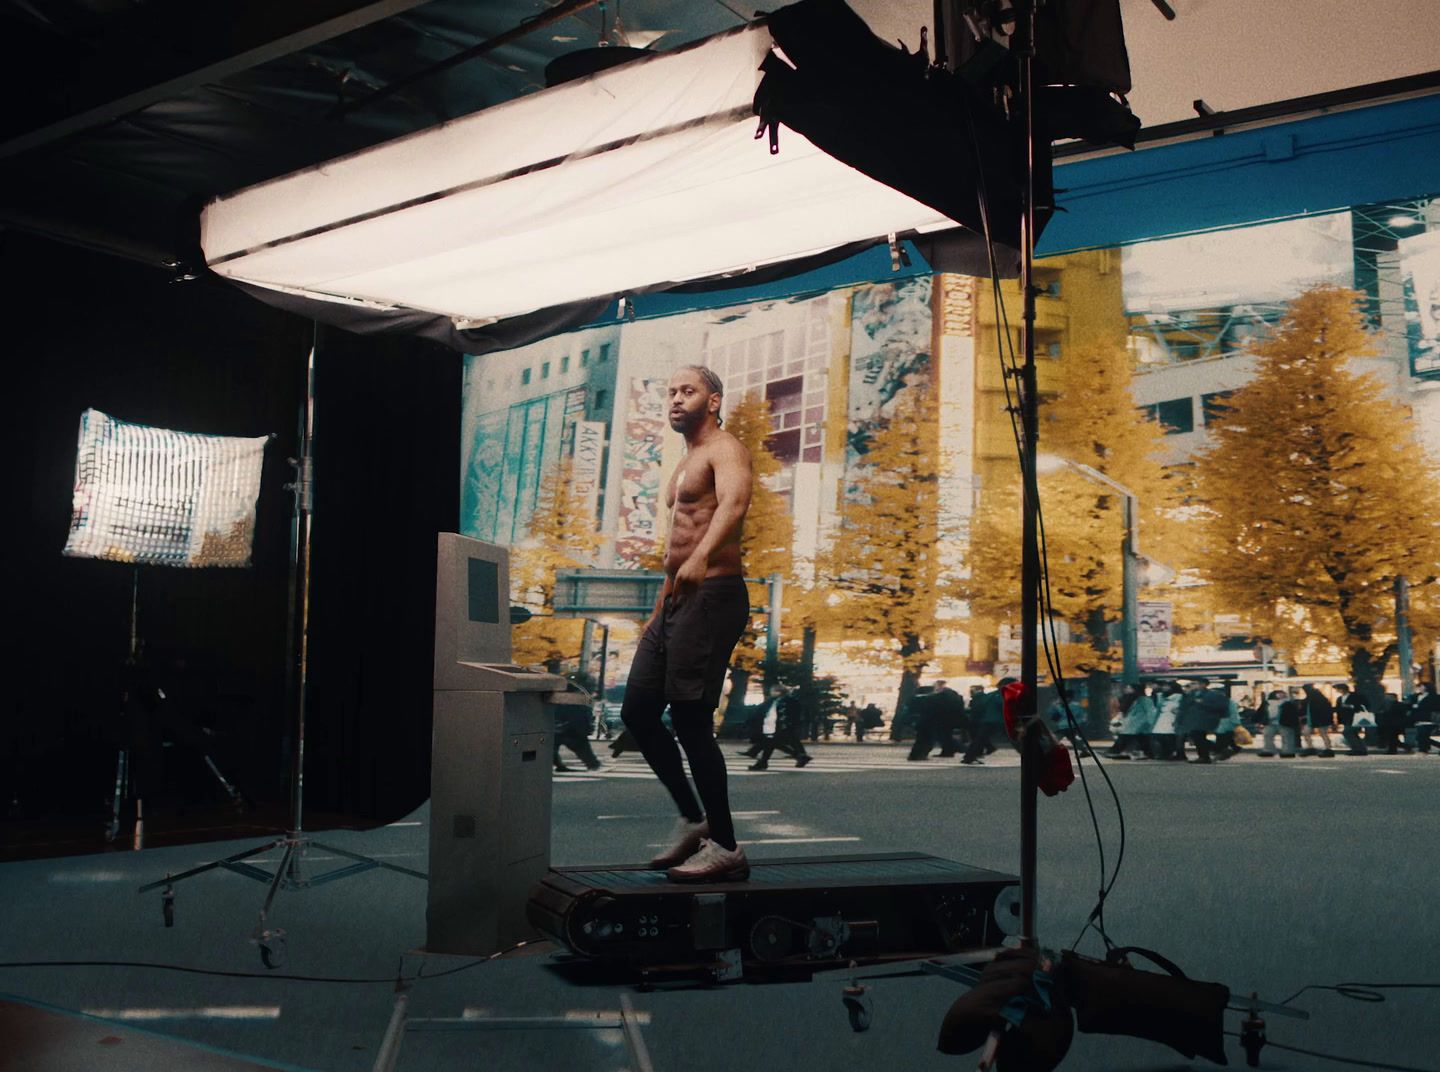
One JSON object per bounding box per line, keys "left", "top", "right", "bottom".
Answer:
{"left": 107, "top": 566, "right": 247, "bottom": 847}
{"left": 139, "top": 325, "right": 426, "bottom": 968}
{"left": 929, "top": 10, "right": 1317, "bottom": 1068}
{"left": 104, "top": 567, "right": 144, "bottom": 847}
{"left": 1014, "top": 0, "right": 1044, "bottom": 950}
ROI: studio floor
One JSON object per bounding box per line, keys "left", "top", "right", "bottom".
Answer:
{"left": 2, "top": 742, "right": 1439, "bottom": 1072}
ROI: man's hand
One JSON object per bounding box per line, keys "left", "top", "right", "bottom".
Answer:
{"left": 672, "top": 554, "right": 708, "bottom": 603}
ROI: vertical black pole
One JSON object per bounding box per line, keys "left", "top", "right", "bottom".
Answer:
{"left": 932, "top": 0, "right": 949, "bottom": 70}
{"left": 1015, "top": 0, "right": 1042, "bottom": 947}
{"left": 1395, "top": 575, "right": 1413, "bottom": 698}
{"left": 284, "top": 326, "right": 318, "bottom": 837}
{"left": 598, "top": 623, "right": 610, "bottom": 725}
{"left": 129, "top": 565, "right": 141, "bottom": 660}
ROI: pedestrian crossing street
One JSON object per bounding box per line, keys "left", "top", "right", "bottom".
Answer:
{"left": 552, "top": 744, "right": 1023, "bottom": 782}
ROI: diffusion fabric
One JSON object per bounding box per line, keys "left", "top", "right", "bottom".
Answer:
{"left": 64, "top": 409, "right": 268, "bottom": 568}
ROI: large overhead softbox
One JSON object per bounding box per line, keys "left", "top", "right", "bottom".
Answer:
{"left": 200, "top": 0, "right": 1134, "bottom": 351}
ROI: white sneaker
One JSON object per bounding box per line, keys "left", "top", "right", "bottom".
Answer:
{"left": 666, "top": 838, "right": 750, "bottom": 883}
{"left": 648, "top": 817, "right": 708, "bottom": 869}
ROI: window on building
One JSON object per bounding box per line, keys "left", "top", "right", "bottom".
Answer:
{"left": 521, "top": 367, "right": 531, "bottom": 386}
{"left": 581, "top": 349, "right": 590, "bottom": 367}
{"left": 598, "top": 343, "right": 611, "bottom": 362}
{"left": 561, "top": 355, "right": 570, "bottom": 373}
{"left": 594, "top": 389, "right": 608, "bottom": 412}
{"left": 1201, "top": 390, "right": 1236, "bottom": 424}
{"left": 1147, "top": 397, "right": 1194, "bottom": 434}
{"left": 767, "top": 429, "right": 801, "bottom": 464}
{"left": 765, "top": 375, "right": 804, "bottom": 409}
{"left": 541, "top": 361, "right": 551, "bottom": 379}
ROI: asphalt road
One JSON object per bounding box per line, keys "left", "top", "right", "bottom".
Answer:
{"left": 1, "top": 742, "right": 1437, "bottom": 1072}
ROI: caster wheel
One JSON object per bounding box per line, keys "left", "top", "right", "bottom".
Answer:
{"left": 254, "top": 928, "right": 287, "bottom": 969}
{"left": 843, "top": 988, "right": 872, "bottom": 1032}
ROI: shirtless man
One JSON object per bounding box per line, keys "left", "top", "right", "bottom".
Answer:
{"left": 620, "top": 365, "right": 753, "bottom": 882}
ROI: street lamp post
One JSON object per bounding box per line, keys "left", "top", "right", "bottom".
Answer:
{"left": 1121, "top": 492, "right": 1140, "bottom": 687}
{"left": 1036, "top": 455, "right": 1142, "bottom": 687}
{"left": 578, "top": 616, "right": 614, "bottom": 737}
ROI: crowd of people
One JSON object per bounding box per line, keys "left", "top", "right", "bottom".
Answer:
{"left": 574, "top": 674, "right": 1440, "bottom": 771}
{"left": 1108, "top": 679, "right": 1440, "bottom": 761}
{"left": 824, "top": 677, "right": 1440, "bottom": 764}
{"left": 899, "top": 680, "right": 1012, "bottom": 764}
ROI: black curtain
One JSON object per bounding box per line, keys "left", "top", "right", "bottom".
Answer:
{"left": 305, "top": 325, "right": 459, "bottom": 819}
{"left": 0, "top": 230, "right": 456, "bottom": 835}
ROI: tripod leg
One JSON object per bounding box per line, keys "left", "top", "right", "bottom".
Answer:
{"left": 260, "top": 840, "right": 296, "bottom": 918}
{"left": 106, "top": 749, "right": 128, "bottom": 844}
{"left": 311, "top": 841, "right": 428, "bottom": 881}
{"left": 139, "top": 838, "right": 279, "bottom": 891}
{"left": 201, "top": 754, "right": 244, "bottom": 807}
{"left": 372, "top": 991, "right": 410, "bottom": 1072}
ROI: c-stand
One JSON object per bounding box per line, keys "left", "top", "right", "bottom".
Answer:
{"left": 137, "top": 326, "right": 426, "bottom": 968}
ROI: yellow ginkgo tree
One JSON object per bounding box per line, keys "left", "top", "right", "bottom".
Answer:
{"left": 1194, "top": 285, "right": 1440, "bottom": 698}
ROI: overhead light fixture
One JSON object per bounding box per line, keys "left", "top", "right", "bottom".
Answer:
{"left": 1387, "top": 213, "right": 1424, "bottom": 229}
{"left": 200, "top": 24, "right": 952, "bottom": 324}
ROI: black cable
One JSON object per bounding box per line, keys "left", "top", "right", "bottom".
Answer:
{"left": 1336, "top": 982, "right": 1440, "bottom": 993}
{"left": 1030, "top": 538, "right": 1109, "bottom": 953}
{"left": 0, "top": 960, "right": 411, "bottom": 984}
{"left": 966, "top": 100, "right": 1124, "bottom": 953}
{"left": 0, "top": 940, "right": 538, "bottom": 986}
{"left": 1279, "top": 982, "right": 1440, "bottom": 1007}
{"left": 1223, "top": 1030, "right": 1440, "bottom": 1072}
{"left": 964, "top": 99, "right": 1126, "bottom": 955}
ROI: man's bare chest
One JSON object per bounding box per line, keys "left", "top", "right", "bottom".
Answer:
{"left": 668, "top": 455, "right": 718, "bottom": 508}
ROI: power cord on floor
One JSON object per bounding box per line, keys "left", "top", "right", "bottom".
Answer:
{"left": 1278, "top": 981, "right": 1440, "bottom": 1006}
{"left": 0, "top": 939, "right": 539, "bottom": 986}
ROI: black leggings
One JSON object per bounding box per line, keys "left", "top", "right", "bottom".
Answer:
{"left": 621, "top": 686, "right": 737, "bottom": 850}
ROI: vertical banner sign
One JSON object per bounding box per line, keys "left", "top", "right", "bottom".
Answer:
{"left": 615, "top": 378, "right": 666, "bottom": 566}
{"left": 1137, "top": 600, "right": 1173, "bottom": 671}
{"left": 462, "top": 410, "right": 508, "bottom": 542}
{"left": 560, "top": 386, "right": 589, "bottom": 449}
{"left": 570, "top": 421, "right": 606, "bottom": 529}
{"left": 1398, "top": 229, "right": 1440, "bottom": 378}
{"left": 936, "top": 275, "right": 978, "bottom": 607}
{"left": 844, "top": 277, "right": 934, "bottom": 504}
{"left": 64, "top": 408, "right": 268, "bottom": 568}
